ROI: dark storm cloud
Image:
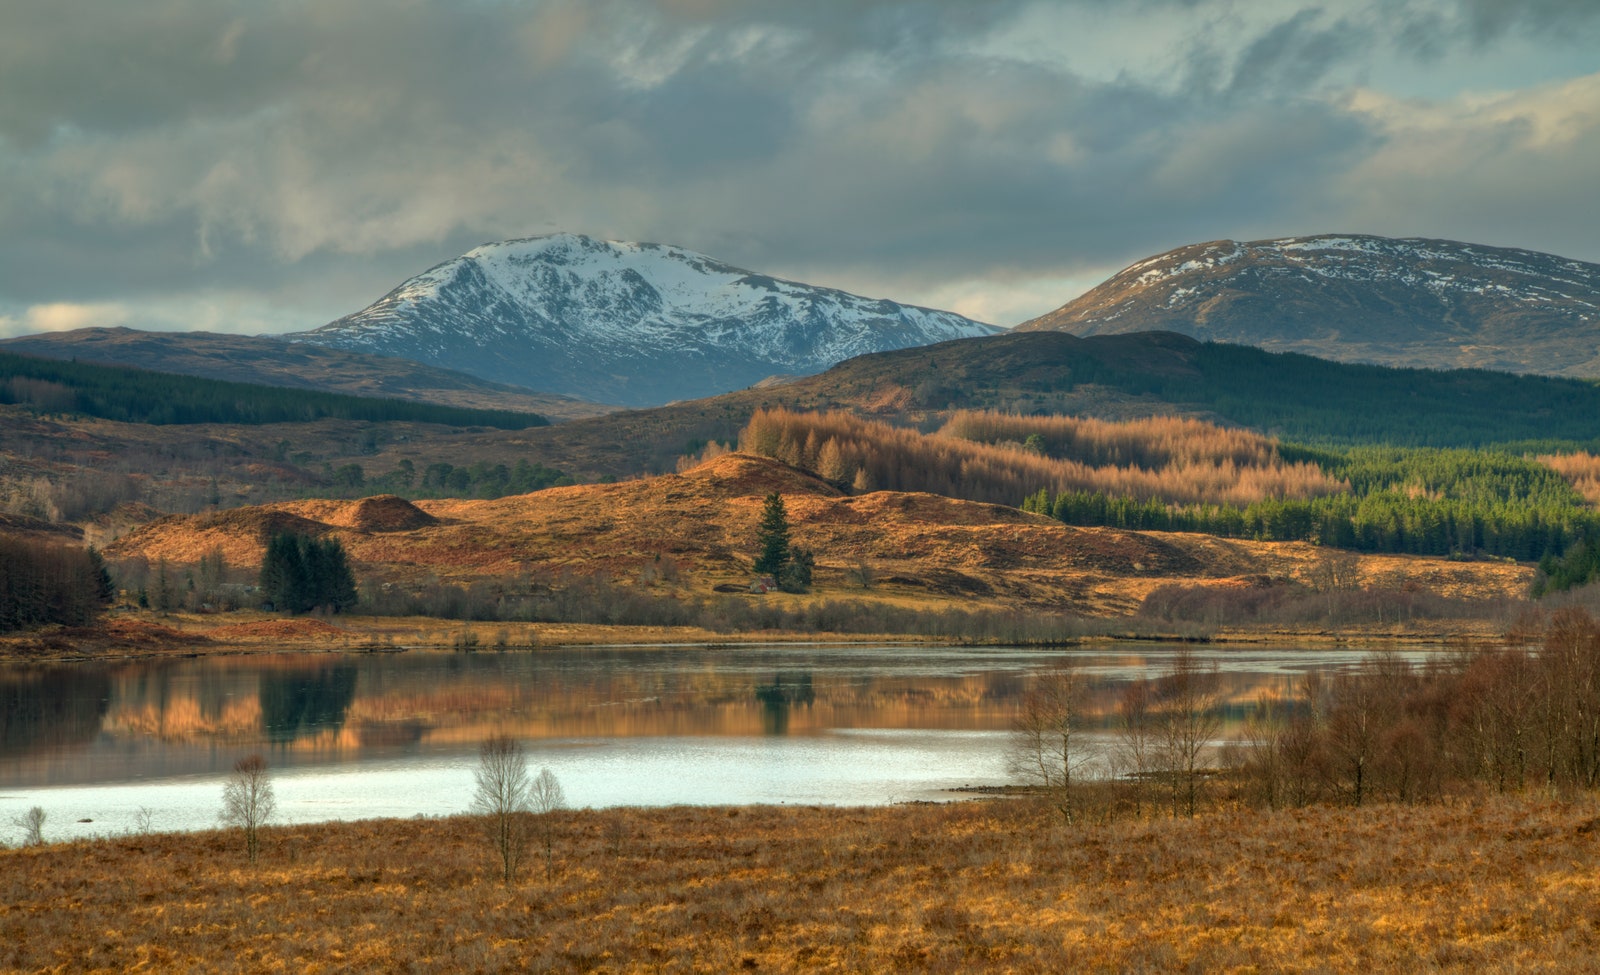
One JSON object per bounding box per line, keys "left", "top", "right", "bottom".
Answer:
{"left": 0, "top": 0, "right": 1596, "bottom": 332}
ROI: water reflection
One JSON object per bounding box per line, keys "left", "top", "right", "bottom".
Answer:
{"left": 0, "top": 643, "right": 1427, "bottom": 793}
{"left": 754, "top": 672, "right": 815, "bottom": 735}
{"left": 0, "top": 668, "right": 111, "bottom": 754}
{"left": 259, "top": 666, "right": 358, "bottom": 743}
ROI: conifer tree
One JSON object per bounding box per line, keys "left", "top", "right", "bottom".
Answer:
{"left": 259, "top": 533, "right": 358, "bottom": 613}
{"left": 259, "top": 533, "right": 304, "bottom": 612}
{"left": 753, "top": 493, "right": 791, "bottom": 577}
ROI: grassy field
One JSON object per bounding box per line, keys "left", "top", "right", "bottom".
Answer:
{"left": 5, "top": 795, "right": 1599, "bottom": 973}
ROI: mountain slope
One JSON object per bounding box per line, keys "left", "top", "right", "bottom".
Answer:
{"left": 288, "top": 233, "right": 1000, "bottom": 407}
{"left": 1016, "top": 235, "right": 1600, "bottom": 376}
{"left": 0, "top": 327, "right": 611, "bottom": 420}
{"left": 405, "top": 331, "right": 1600, "bottom": 484}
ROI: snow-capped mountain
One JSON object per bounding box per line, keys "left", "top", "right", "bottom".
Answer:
{"left": 289, "top": 233, "right": 1000, "bottom": 406}
{"left": 1016, "top": 235, "right": 1600, "bottom": 377}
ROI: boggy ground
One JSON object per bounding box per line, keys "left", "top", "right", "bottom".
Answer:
{"left": 4, "top": 796, "right": 1599, "bottom": 973}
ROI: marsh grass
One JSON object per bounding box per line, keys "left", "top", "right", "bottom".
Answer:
{"left": 4, "top": 796, "right": 1599, "bottom": 973}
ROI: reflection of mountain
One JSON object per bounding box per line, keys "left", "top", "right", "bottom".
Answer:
{"left": 259, "top": 666, "right": 359, "bottom": 743}
{"left": 0, "top": 668, "right": 110, "bottom": 754}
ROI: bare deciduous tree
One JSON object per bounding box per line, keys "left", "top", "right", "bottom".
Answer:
{"left": 473, "top": 734, "right": 532, "bottom": 884}
{"left": 1154, "top": 649, "right": 1222, "bottom": 818}
{"left": 12, "top": 806, "right": 46, "bottom": 846}
{"left": 220, "top": 755, "right": 275, "bottom": 864}
{"left": 530, "top": 767, "right": 566, "bottom": 881}
{"left": 1112, "top": 679, "right": 1157, "bottom": 818}
{"left": 1009, "top": 663, "right": 1093, "bottom": 825}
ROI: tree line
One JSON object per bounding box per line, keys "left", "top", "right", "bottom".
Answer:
{"left": 318, "top": 458, "right": 574, "bottom": 500}
{"left": 0, "top": 537, "right": 112, "bottom": 632}
{"left": 1023, "top": 487, "right": 1600, "bottom": 563}
{"left": 0, "top": 351, "right": 547, "bottom": 429}
{"left": 1021, "top": 443, "right": 1600, "bottom": 578}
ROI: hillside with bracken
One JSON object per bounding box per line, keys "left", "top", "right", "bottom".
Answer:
{"left": 105, "top": 452, "right": 1530, "bottom": 619}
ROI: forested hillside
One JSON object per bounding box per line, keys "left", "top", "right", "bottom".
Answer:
{"left": 735, "top": 408, "right": 1600, "bottom": 589}
{"left": 0, "top": 352, "right": 547, "bottom": 429}
{"left": 736, "top": 408, "right": 1341, "bottom": 507}
{"left": 785, "top": 332, "right": 1600, "bottom": 448}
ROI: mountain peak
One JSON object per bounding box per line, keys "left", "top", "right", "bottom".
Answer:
{"left": 1017, "top": 234, "right": 1600, "bottom": 376}
{"left": 290, "top": 234, "right": 998, "bottom": 406}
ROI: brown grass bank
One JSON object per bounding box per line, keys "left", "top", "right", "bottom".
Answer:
{"left": 4, "top": 796, "right": 1599, "bottom": 973}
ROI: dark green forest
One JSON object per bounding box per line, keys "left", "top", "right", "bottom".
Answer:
{"left": 259, "top": 533, "right": 358, "bottom": 614}
{"left": 1166, "top": 343, "right": 1600, "bottom": 448}
{"left": 1024, "top": 447, "right": 1600, "bottom": 588}
{"left": 0, "top": 538, "right": 113, "bottom": 632}
{"left": 0, "top": 352, "right": 547, "bottom": 429}
{"left": 887, "top": 333, "right": 1600, "bottom": 449}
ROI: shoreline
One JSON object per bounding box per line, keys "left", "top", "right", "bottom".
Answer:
{"left": 0, "top": 608, "right": 1512, "bottom": 664}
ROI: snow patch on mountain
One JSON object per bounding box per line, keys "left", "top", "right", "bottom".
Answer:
{"left": 1017, "top": 233, "right": 1600, "bottom": 378}
{"left": 1112, "top": 235, "right": 1600, "bottom": 312}
{"left": 290, "top": 233, "right": 999, "bottom": 406}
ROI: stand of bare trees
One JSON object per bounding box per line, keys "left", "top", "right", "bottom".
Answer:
{"left": 1014, "top": 650, "right": 1225, "bottom": 823}
{"left": 1008, "top": 664, "right": 1095, "bottom": 825}
{"left": 1236, "top": 608, "right": 1600, "bottom": 807}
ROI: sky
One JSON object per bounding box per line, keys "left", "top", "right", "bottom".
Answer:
{"left": 1, "top": 0, "right": 1598, "bottom": 338}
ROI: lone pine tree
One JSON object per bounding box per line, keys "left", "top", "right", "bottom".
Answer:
{"left": 753, "top": 493, "right": 791, "bottom": 577}
{"left": 751, "top": 493, "right": 814, "bottom": 593}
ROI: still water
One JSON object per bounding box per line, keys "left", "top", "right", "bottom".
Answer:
{"left": 0, "top": 642, "right": 1433, "bottom": 840}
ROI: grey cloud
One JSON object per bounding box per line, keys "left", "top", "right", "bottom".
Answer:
{"left": 1222, "top": 10, "right": 1368, "bottom": 97}
{"left": 1452, "top": 0, "right": 1600, "bottom": 41}
{"left": 0, "top": 0, "right": 1596, "bottom": 330}
{"left": 1381, "top": 0, "right": 1600, "bottom": 57}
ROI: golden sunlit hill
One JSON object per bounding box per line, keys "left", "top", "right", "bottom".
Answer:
{"left": 105, "top": 452, "right": 1532, "bottom": 620}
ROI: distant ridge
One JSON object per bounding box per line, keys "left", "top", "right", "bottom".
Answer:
{"left": 0, "top": 326, "right": 609, "bottom": 420}
{"left": 1016, "top": 234, "right": 1600, "bottom": 377}
{"left": 289, "top": 233, "right": 1000, "bottom": 407}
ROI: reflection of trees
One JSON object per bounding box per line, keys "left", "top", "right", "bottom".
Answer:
{"left": 755, "top": 672, "right": 815, "bottom": 735}
{"left": 0, "top": 669, "right": 111, "bottom": 754}
{"left": 258, "top": 666, "right": 359, "bottom": 743}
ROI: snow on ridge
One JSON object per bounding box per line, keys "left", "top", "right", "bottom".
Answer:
{"left": 1100, "top": 234, "right": 1600, "bottom": 310}
{"left": 297, "top": 232, "right": 996, "bottom": 378}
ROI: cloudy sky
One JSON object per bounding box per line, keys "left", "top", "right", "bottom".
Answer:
{"left": 2, "top": 0, "right": 1598, "bottom": 338}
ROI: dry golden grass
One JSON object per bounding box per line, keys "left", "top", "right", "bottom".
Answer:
{"left": 4, "top": 796, "right": 1599, "bottom": 973}
{"left": 102, "top": 453, "right": 1534, "bottom": 621}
